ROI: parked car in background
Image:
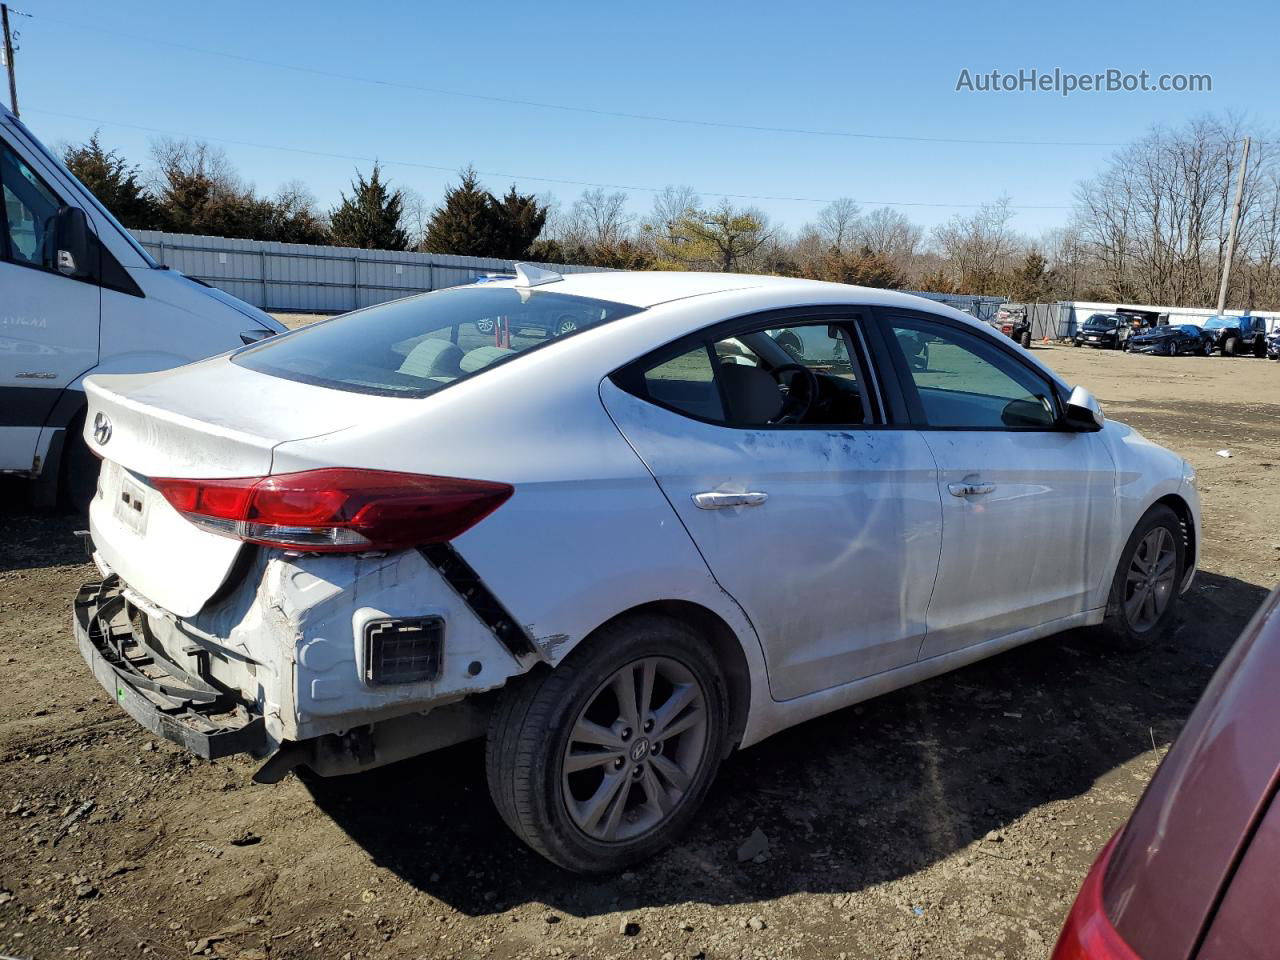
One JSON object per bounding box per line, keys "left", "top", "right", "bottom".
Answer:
{"left": 1266, "top": 326, "right": 1280, "bottom": 360}
{"left": 1127, "top": 324, "right": 1214, "bottom": 356}
{"left": 0, "top": 105, "right": 284, "bottom": 508}
{"left": 1073, "top": 313, "right": 1130, "bottom": 350}
{"left": 1202, "top": 315, "right": 1269, "bottom": 357}
{"left": 75, "top": 268, "right": 1199, "bottom": 873}
{"left": 1053, "top": 585, "right": 1280, "bottom": 960}
{"left": 468, "top": 273, "right": 599, "bottom": 339}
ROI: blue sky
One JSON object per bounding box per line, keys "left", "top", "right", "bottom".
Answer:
{"left": 9, "top": 0, "right": 1276, "bottom": 237}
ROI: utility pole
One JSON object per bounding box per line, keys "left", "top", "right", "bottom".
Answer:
{"left": 1216, "top": 136, "right": 1251, "bottom": 314}
{"left": 1, "top": 3, "right": 16, "bottom": 118}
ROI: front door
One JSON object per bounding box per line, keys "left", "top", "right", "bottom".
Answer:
{"left": 602, "top": 311, "right": 943, "bottom": 701}
{"left": 0, "top": 137, "right": 100, "bottom": 471}
{"left": 881, "top": 312, "right": 1115, "bottom": 659}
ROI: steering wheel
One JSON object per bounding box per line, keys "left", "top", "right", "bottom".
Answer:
{"left": 769, "top": 363, "right": 820, "bottom": 424}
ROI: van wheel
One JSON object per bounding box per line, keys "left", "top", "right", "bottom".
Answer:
{"left": 61, "top": 411, "right": 100, "bottom": 514}
{"left": 1100, "top": 505, "right": 1184, "bottom": 648}
{"left": 1222, "top": 336, "right": 1238, "bottom": 356}
{"left": 485, "top": 615, "right": 728, "bottom": 874}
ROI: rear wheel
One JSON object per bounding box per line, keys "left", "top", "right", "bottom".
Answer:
{"left": 1222, "top": 335, "right": 1238, "bottom": 356}
{"left": 61, "top": 411, "right": 99, "bottom": 514}
{"left": 1020, "top": 329, "right": 1032, "bottom": 349}
{"left": 554, "top": 315, "right": 579, "bottom": 337}
{"left": 1099, "top": 505, "right": 1184, "bottom": 648}
{"left": 1254, "top": 339, "right": 1267, "bottom": 358}
{"left": 486, "top": 615, "right": 728, "bottom": 873}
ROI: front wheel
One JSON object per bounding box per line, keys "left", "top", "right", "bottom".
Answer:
{"left": 486, "top": 615, "right": 729, "bottom": 873}
{"left": 1222, "top": 336, "right": 1238, "bottom": 357}
{"left": 1099, "top": 504, "right": 1184, "bottom": 648}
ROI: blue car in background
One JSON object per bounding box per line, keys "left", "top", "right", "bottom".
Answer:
{"left": 1128, "top": 324, "right": 1214, "bottom": 356}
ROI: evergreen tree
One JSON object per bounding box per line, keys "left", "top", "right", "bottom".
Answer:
{"left": 421, "top": 167, "right": 497, "bottom": 255}
{"left": 62, "top": 133, "right": 158, "bottom": 229}
{"left": 329, "top": 163, "right": 409, "bottom": 250}
{"left": 488, "top": 185, "right": 548, "bottom": 259}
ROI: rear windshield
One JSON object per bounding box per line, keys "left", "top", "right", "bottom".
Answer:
{"left": 1084, "top": 315, "right": 1117, "bottom": 327}
{"left": 233, "top": 286, "right": 642, "bottom": 397}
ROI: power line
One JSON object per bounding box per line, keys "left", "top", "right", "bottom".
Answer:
{"left": 29, "top": 107, "right": 1075, "bottom": 210}
{"left": 29, "top": 12, "right": 1130, "bottom": 149}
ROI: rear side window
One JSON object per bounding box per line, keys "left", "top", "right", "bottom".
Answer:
{"left": 233, "top": 286, "right": 642, "bottom": 397}
{"left": 643, "top": 346, "right": 725, "bottom": 421}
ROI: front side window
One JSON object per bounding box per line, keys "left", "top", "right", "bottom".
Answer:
{"left": 1, "top": 142, "right": 60, "bottom": 267}
{"left": 623, "top": 318, "right": 875, "bottom": 428}
{"left": 233, "top": 286, "right": 642, "bottom": 398}
{"left": 889, "top": 319, "right": 1057, "bottom": 429}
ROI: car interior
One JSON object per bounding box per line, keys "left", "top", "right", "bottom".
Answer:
{"left": 638, "top": 322, "right": 874, "bottom": 427}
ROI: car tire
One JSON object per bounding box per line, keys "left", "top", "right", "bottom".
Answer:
{"left": 1254, "top": 339, "right": 1266, "bottom": 358}
{"left": 1073, "top": 340, "right": 1081, "bottom": 348}
{"left": 1099, "top": 504, "right": 1185, "bottom": 649}
{"left": 485, "top": 614, "right": 729, "bottom": 874}
{"left": 61, "top": 410, "right": 100, "bottom": 514}
{"left": 1222, "top": 335, "right": 1238, "bottom": 357}
{"left": 476, "top": 318, "right": 496, "bottom": 335}
{"left": 554, "top": 316, "right": 579, "bottom": 337}
{"left": 1020, "top": 330, "right": 1032, "bottom": 349}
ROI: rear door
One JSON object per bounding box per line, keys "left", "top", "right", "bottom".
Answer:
{"left": 602, "top": 307, "right": 942, "bottom": 701}
{"left": 0, "top": 133, "right": 100, "bottom": 471}
{"left": 878, "top": 310, "right": 1115, "bottom": 659}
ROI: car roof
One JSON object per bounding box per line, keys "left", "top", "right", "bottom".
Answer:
{"left": 479, "top": 269, "right": 958, "bottom": 312}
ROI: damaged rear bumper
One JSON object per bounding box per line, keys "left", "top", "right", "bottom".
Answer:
{"left": 73, "top": 576, "right": 268, "bottom": 759}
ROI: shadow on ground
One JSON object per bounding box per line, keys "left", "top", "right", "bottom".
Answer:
{"left": 305, "top": 569, "right": 1269, "bottom": 919}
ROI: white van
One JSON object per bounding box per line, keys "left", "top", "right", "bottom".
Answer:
{"left": 1, "top": 105, "right": 284, "bottom": 506}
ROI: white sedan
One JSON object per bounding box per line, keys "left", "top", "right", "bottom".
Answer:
{"left": 75, "top": 266, "right": 1199, "bottom": 873}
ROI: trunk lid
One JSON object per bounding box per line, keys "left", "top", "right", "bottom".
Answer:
{"left": 84, "top": 356, "right": 389, "bottom": 616}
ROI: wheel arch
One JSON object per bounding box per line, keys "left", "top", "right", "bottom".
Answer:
{"left": 589, "top": 599, "right": 752, "bottom": 754}
{"left": 1152, "top": 492, "right": 1197, "bottom": 583}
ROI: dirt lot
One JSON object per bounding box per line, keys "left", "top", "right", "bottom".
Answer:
{"left": 2, "top": 343, "right": 1278, "bottom": 960}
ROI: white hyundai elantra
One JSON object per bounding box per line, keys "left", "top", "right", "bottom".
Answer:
{"left": 75, "top": 266, "right": 1199, "bottom": 872}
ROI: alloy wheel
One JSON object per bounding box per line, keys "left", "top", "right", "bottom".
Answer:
{"left": 1123, "top": 526, "right": 1177, "bottom": 632}
{"left": 561, "top": 657, "right": 708, "bottom": 843}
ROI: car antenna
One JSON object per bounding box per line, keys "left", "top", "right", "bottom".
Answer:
{"left": 514, "top": 263, "right": 563, "bottom": 287}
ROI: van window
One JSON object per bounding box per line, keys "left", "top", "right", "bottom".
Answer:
{"left": 233, "top": 285, "right": 643, "bottom": 398}
{"left": 1, "top": 142, "right": 60, "bottom": 267}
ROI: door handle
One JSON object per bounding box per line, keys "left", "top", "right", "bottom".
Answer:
{"left": 691, "top": 491, "right": 769, "bottom": 510}
{"left": 948, "top": 481, "right": 996, "bottom": 498}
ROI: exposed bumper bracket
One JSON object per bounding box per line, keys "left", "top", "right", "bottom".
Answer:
{"left": 73, "top": 577, "right": 268, "bottom": 759}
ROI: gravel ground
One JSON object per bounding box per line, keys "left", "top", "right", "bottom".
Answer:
{"left": 1, "top": 342, "right": 1277, "bottom": 960}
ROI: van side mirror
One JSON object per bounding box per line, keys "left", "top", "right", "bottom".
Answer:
{"left": 1063, "top": 385, "right": 1104, "bottom": 431}
{"left": 48, "top": 206, "right": 93, "bottom": 279}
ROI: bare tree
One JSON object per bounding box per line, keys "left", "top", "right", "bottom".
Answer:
{"left": 1072, "top": 115, "right": 1278, "bottom": 307}
{"left": 816, "top": 197, "right": 861, "bottom": 254}
{"left": 931, "top": 195, "right": 1021, "bottom": 294}
{"left": 857, "top": 207, "right": 923, "bottom": 275}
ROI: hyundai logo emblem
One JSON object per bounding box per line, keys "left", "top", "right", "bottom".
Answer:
{"left": 92, "top": 412, "right": 112, "bottom": 446}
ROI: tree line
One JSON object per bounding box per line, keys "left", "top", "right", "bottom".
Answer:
{"left": 62, "top": 113, "right": 1280, "bottom": 309}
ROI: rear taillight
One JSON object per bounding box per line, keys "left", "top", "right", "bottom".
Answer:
{"left": 1052, "top": 832, "right": 1140, "bottom": 960}
{"left": 1002, "top": 324, "right": 1014, "bottom": 335}
{"left": 150, "top": 469, "right": 513, "bottom": 553}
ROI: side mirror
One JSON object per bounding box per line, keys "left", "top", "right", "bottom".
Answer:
{"left": 48, "top": 206, "right": 93, "bottom": 279}
{"left": 1063, "top": 385, "right": 1104, "bottom": 431}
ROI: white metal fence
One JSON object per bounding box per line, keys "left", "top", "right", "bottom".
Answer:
{"left": 131, "top": 230, "right": 610, "bottom": 314}
{"left": 131, "top": 230, "right": 1012, "bottom": 320}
